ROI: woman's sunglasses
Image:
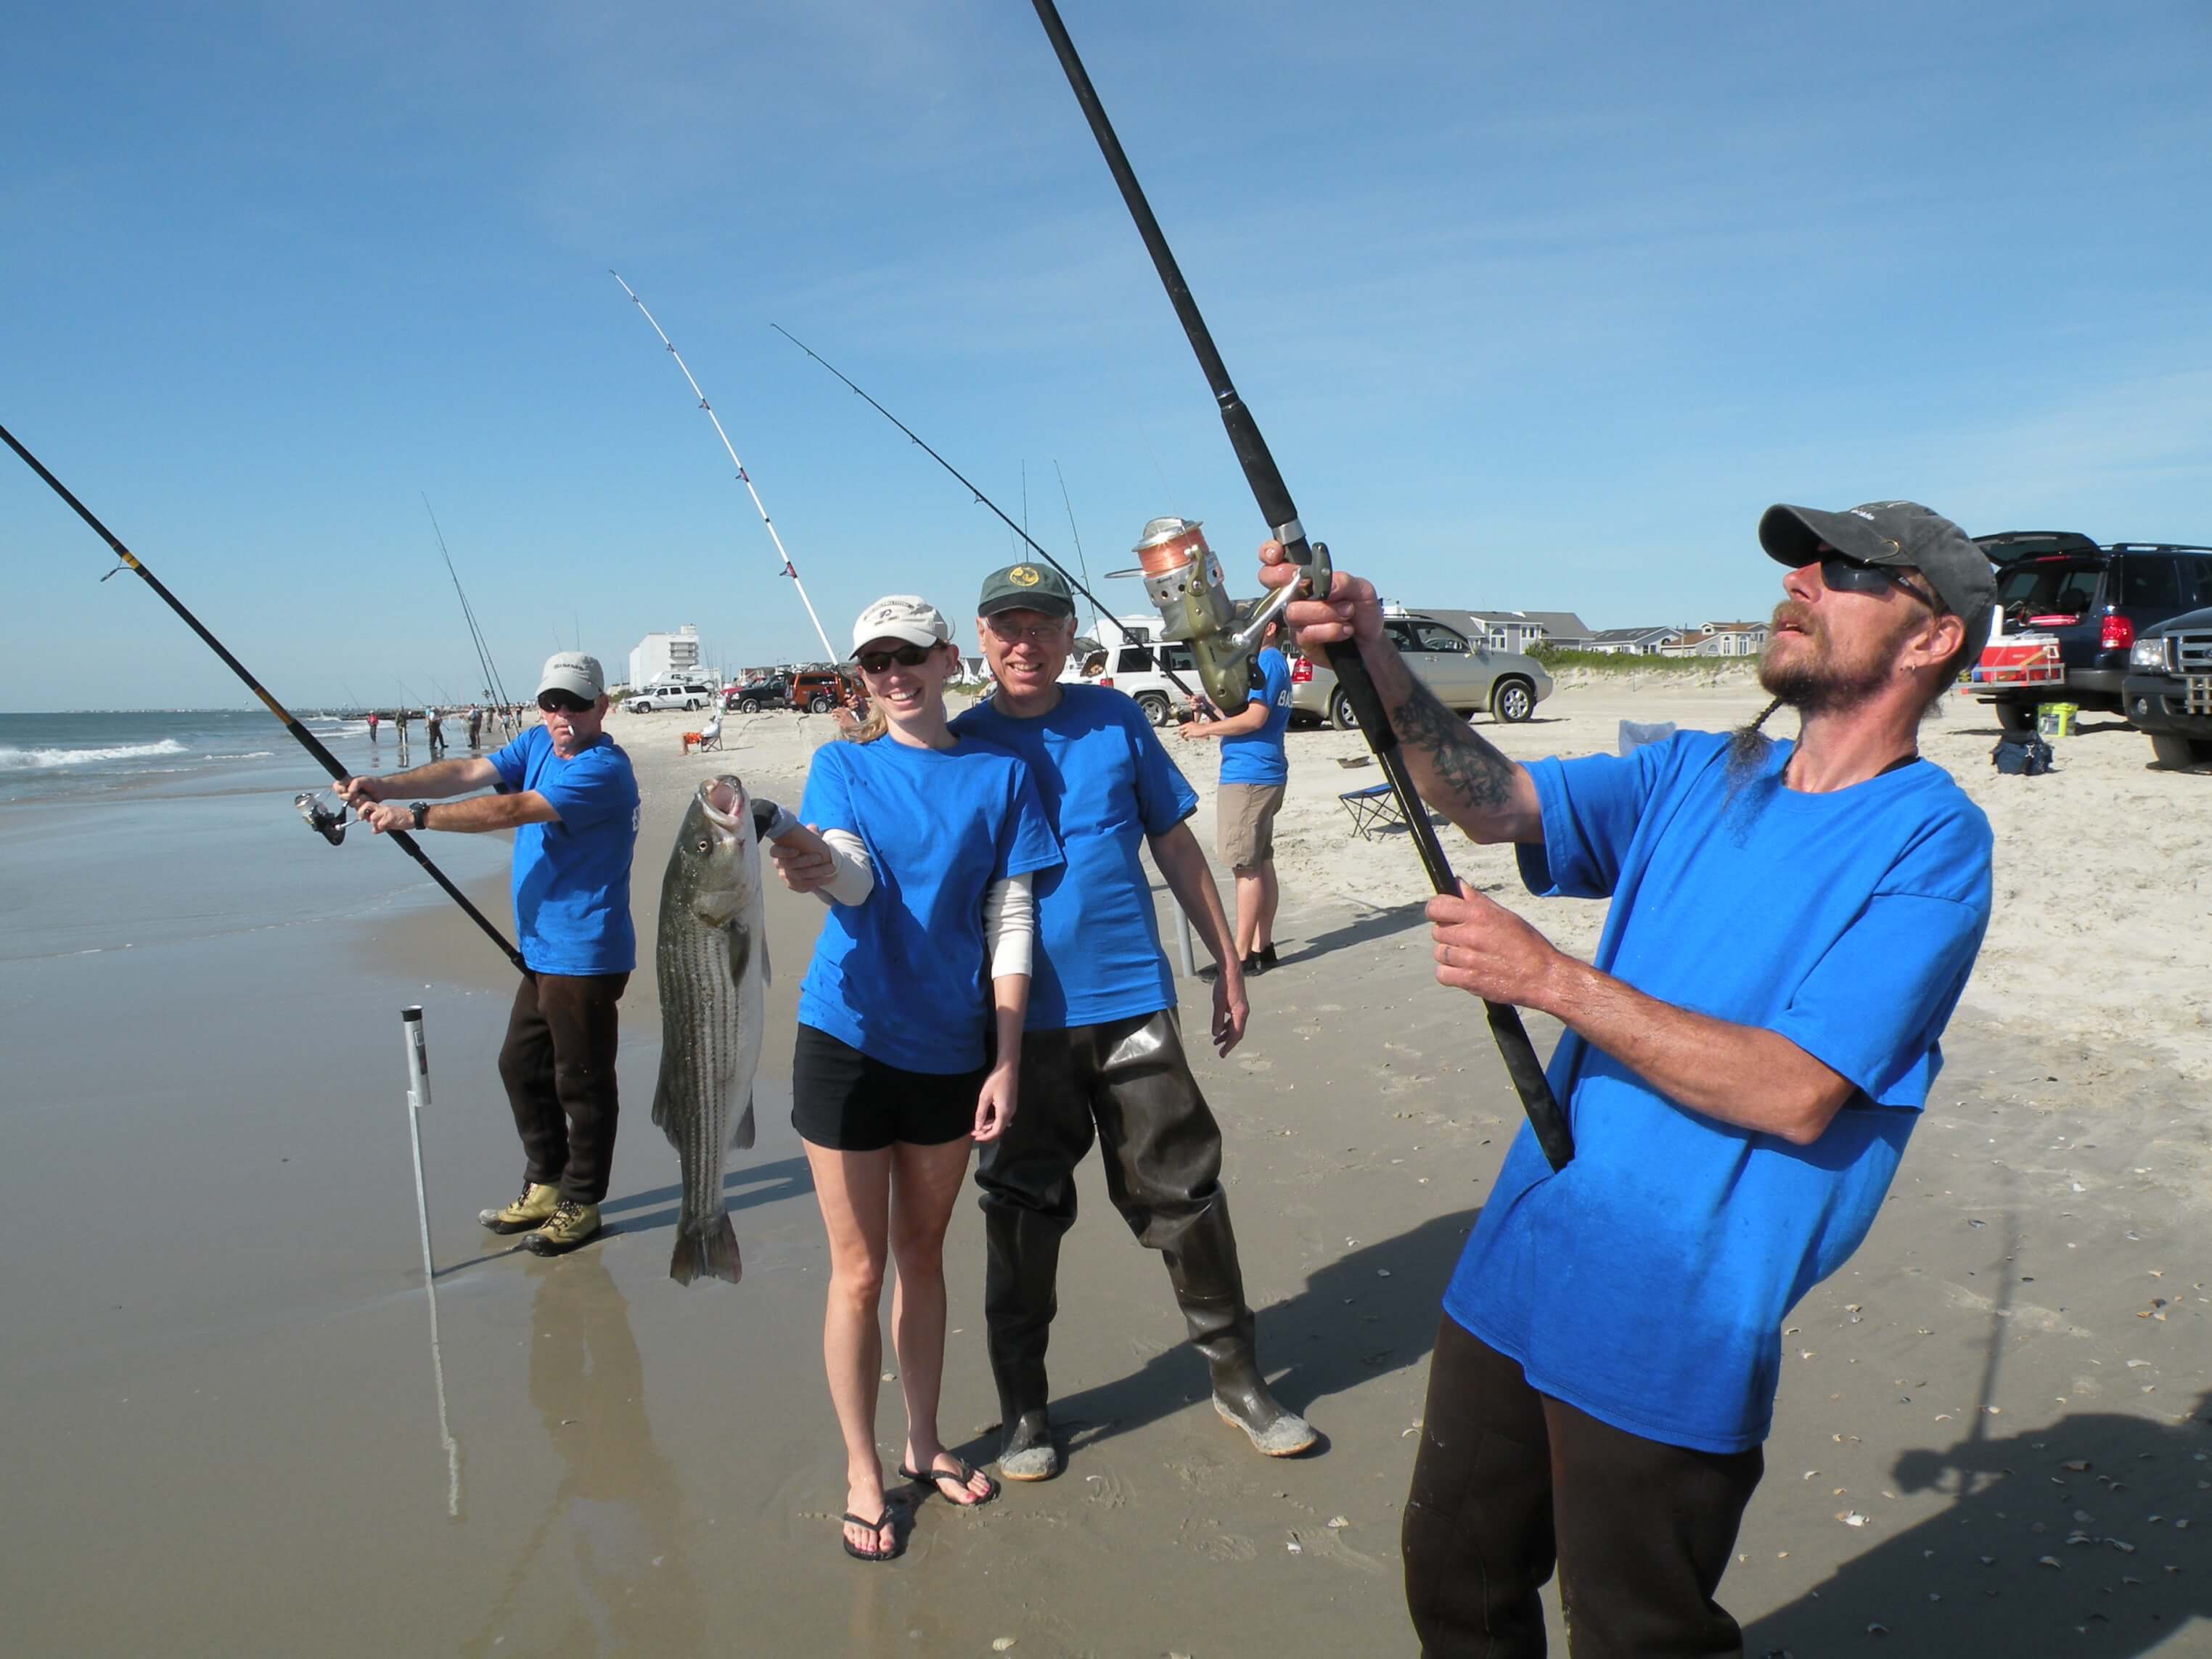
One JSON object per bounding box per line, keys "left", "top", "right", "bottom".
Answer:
{"left": 538, "top": 690, "right": 594, "bottom": 714}
{"left": 1819, "top": 554, "right": 1936, "bottom": 610}
{"left": 856, "top": 644, "right": 935, "bottom": 675}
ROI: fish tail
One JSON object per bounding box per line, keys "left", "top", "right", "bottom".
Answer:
{"left": 732, "top": 1095, "right": 756, "bottom": 1151}
{"left": 670, "top": 1213, "right": 742, "bottom": 1287}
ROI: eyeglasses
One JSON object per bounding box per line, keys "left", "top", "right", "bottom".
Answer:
{"left": 856, "top": 643, "right": 934, "bottom": 675}
{"left": 538, "top": 690, "right": 593, "bottom": 714}
{"left": 1819, "top": 554, "right": 1938, "bottom": 610}
{"left": 985, "top": 618, "right": 1069, "bottom": 644}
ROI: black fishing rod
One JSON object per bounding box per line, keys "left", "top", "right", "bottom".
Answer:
{"left": 1027, "top": 0, "right": 1573, "bottom": 1169}
{"left": 0, "top": 422, "right": 530, "bottom": 978}
{"left": 1053, "top": 459, "right": 1100, "bottom": 634}
{"left": 771, "top": 325, "right": 1218, "bottom": 710}
{"left": 422, "top": 495, "right": 515, "bottom": 715}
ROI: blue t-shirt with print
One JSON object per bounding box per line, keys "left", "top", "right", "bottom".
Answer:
{"left": 796, "top": 737, "right": 1062, "bottom": 1074}
{"left": 1218, "top": 647, "right": 1292, "bottom": 787}
{"left": 951, "top": 685, "right": 1199, "bottom": 1030}
{"left": 487, "top": 726, "right": 640, "bottom": 975}
{"left": 1443, "top": 732, "right": 1992, "bottom": 1454}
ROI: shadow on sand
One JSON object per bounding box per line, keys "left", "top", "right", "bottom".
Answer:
{"left": 1746, "top": 1393, "right": 2211, "bottom": 1655}
{"left": 1269, "top": 901, "right": 1430, "bottom": 971}
{"left": 1017, "top": 1207, "right": 1478, "bottom": 1467}
{"left": 599, "top": 1154, "right": 813, "bottom": 1240}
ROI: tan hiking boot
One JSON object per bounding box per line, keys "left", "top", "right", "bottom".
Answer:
{"left": 523, "top": 1198, "right": 602, "bottom": 1257}
{"left": 479, "top": 1181, "right": 560, "bottom": 1234}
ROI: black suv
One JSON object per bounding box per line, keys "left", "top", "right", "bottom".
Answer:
{"left": 2123, "top": 609, "right": 2212, "bottom": 769}
{"left": 1971, "top": 533, "right": 2212, "bottom": 734}
{"left": 724, "top": 676, "right": 789, "bottom": 713}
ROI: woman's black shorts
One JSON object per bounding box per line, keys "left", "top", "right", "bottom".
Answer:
{"left": 792, "top": 1023, "right": 983, "bottom": 1152}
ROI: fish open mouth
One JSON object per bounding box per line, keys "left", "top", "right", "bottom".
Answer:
{"left": 700, "top": 776, "right": 747, "bottom": 829}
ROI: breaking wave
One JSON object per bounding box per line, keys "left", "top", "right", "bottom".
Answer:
{"left": 0, "top": 739, "right": 190, "bottom": 772}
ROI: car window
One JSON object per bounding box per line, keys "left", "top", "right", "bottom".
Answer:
{"left": 1383, "top": 620, "right": 1420, "bottom": 652}
{"left": 1163, "top": 645, "right": 1195, "bottom": 675}
{"left": 1117, "top": 647, "right": 1152, "bottom": 674}
{"left": 1413, "top": 623, "right": 1469, "bottom": 653}
{"left": 2119, "top": 555, "right": 2184, "bottom": 610}
{"left": 1996, "top": 557, "right": 2101, "bottom": 620}
{"left": 2182, "top": 559, "right": 2212, "bottom": 611}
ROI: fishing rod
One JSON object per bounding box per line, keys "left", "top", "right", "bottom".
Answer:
{"left": 422, "top": 496, "right": 515, "bottom": 716}
{"left": 1028, "top": 0, "right": 1574, "bottom": 1169}
{"left": 0, "top": 422, "right": 530, "bottom": 978}
{"left": 771, "top": 324, "right": 1220, "bottom": 710}
{"left": 1053, "top": 460, "right": 1099, "bottom": 634}
{"left": 608, "top": 271, "right": 839, "bottom": 663}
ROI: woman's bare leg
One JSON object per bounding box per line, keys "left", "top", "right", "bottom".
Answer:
{"left": 888, "top": 1136, "right": 994, "bottom": 1502}
{"left": 804, "top": 1139, "right": 898, "bottom": 1554}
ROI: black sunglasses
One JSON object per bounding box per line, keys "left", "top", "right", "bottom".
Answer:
{"left": 538, "top": 690, "right": 593, "bottom": 714}
{"left": 1819, "top": 554, "right": 1937, "bottom": 610}
{"left": 856, "top": 643, "right": 934, "bottom": 675}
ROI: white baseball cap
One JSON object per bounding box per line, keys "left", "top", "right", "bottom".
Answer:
{"left": 536, "top": 652, "right": 606, "bottom": 700}
{"left": 850, "top": 595, "right": 952, "bottom": 657}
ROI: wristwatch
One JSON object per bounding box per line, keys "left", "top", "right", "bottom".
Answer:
{"left": 409, "top": 801, "right": 430, "bottom": 830}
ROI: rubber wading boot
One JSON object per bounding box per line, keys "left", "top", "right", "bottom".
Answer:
{"left": 1165, "top": 1197, "right": 1317, "bottom": 1458}
{"left": 523, "top": 1197, "right": 602, "bottom": 1257}
{"left": 479, "top": 1181, "right": 560, "bottom": 1234}
{"left": 984, "top": 1204, "right": 1066, "bottom": 1481}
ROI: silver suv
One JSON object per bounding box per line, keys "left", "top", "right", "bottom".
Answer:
{"left": 1288, "top": 613, "right": 1552, "bottom": 727}
{"left": 626, "top": 679, "right": 716, "bottom": 713}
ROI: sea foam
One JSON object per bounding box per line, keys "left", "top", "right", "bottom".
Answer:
{"left": 0, "top": 738, "right": 191, "bottom": 771}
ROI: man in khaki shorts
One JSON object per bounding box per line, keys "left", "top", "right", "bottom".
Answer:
{"left": 1178, "top": 613, "right": 1292, "bottom": 974}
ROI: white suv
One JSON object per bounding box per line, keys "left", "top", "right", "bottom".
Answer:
{"left": 627, "top": 679, "right": 716, "bottom": 713}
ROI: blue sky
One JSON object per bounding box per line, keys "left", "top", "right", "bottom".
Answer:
{"left": 4, "top": 0, "right": 2207, "bottom": 708}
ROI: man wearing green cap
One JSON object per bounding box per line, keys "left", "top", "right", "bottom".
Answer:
{"left": 951, "top": 560, "right": 1317, "bottom": 1478}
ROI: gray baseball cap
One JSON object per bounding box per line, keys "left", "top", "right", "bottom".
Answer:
{"left": 1759, "top": 500, "right": 1995, "bottom": 655}
{"left": 850, "top": 594, "right": 953, "bottom": 656}
{"left": 536, "top": 652, "right": 606, "bottom": 700}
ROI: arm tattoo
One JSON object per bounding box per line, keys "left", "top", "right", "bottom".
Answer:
{"left": 1389, "top": 673, "right": 1520, "bottom": 810}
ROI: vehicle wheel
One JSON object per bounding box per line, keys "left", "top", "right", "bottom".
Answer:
{"left": 738, "top": 697, "right": 761, "bottom": 714}
{"left": 2149, "top": 733, "right": 2212, "bottom": 770}
{"left": 1135, "top": 692, "right": 1171, "bottom": 726}
{"left": 1994, "top": 700, "right": 2036, "bottom": 736}
{"left": 1329, "top": 688, "right": 1359, "bottom": 731}
{"left": 809, "top": 695, "right": 835, "bottom": 714}
{"left": 1491, "top": 677, "right": 1535, "bottom": 724}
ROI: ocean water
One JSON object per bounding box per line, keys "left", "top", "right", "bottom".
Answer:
{"left": 0, "top": 709, "right": 514, "bottom": 962}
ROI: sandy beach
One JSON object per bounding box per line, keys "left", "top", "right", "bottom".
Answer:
{"left": 7, "top": 683, "right": 2209, "bottom": 1656}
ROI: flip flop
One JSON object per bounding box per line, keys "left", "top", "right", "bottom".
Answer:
{"left": 840, "top": 1509, "right": 901, "bottom": 1562}
{"left": 899, "top": 1456, "right": 1001, "bottom": 1507}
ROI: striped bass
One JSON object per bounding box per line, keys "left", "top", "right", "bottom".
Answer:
{"left": 650, "top": 774, "right": 766, "bottom": 1285}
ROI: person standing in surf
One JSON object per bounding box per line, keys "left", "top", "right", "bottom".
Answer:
{"left": 339, "top": 652, "right": 640, "bottom": 1259}
{"left": 770, "top": 595, "right": 1061, "bottom": 1564}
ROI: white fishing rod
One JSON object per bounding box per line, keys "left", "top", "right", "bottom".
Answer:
{"left": 608, "top": 271, "right": 838, "bottom": 663}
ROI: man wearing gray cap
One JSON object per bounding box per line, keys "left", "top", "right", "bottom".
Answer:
{"left": 1262, "top": 502, "right": 1996, "bottom": 1655}
{"left": 340, "top": 652, "right": 641, "bottom": 1258}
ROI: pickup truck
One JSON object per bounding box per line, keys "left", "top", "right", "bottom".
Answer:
{"left": 2123, "top": 607, "right": 2212, "bottom": 769}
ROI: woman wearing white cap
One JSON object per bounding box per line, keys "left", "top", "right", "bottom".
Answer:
{"left": 774, "top": 594, "right": 1062, "bottom": 1562}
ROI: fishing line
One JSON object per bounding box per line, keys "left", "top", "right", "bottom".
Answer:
{"left": 769, "top": 325, "right": 1216, "bottom": 709}
{"left": 1053, "top": 460, "right": 1099, "bottom": 633}
{"left": 1027, "top": 0, "right": 1573, "bottom": 1168}
{"left": 608, "top": 271, "right": 840, "bottom": 663}
{"left": 0, "top": 422, "right": 529, "bottom": 976}
{"left": 422, "top": 496, "right": 515, "bottom": 713}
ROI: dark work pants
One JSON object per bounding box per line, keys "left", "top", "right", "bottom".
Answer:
{"left": 497, "top": 970, "right": 628, "bottom": 1205}
{"left": 973, "top": 1009, "right": 1253, "bottom": 1416}
{"left": 1402, "top": 1316, "right": 1763, "bottom": 1658}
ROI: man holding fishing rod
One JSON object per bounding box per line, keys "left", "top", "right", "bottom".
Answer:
{"left": 1260, "top": 504, "right": 1994, "bottom": 1655}
{"left": 339, "top": 652, "right": 641, "bottom": 1260}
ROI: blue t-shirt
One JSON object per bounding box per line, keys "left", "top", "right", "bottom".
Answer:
{"left": 1218, "top": 647, "right": 1292, "bottom": 787}
{"left": 951, "top": 685, "right": 1199, "bottom": 1030}
{"left": 796, "top": 737, "right": 1062, "bottom": 1073}
{"left": 487, "top": 726, "right": 641, "bottom": 976}
{"left": 1444, "top": 732, "right": 1992, "bottom": 1454}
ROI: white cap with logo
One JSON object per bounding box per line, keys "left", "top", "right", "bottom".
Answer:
{"left": 850, "top": 595, "right": 952, "bottom": 658}
{"left": 537, "top": 652, "right": 606, "bottom": 701}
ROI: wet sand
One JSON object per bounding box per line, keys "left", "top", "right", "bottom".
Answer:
{"left": 6, "top": 692, "right": 2208, "bottom": 1655}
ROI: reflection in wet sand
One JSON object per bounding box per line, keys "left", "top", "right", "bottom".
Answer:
{"left": 462, "top": 1256, "right": 702, "bottom": 1656}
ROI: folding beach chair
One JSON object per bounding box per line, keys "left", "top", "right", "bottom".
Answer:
{"left": 1338, "top": 782, "right": 1404, "bottom": 840}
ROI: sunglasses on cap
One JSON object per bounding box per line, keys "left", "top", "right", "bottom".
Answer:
{"left": 1819, "top": 554, "right": 1937, "bottom": 610}
{"left": 538, "top": 689, "right": 594, "bottom": 714}
{"left": 856, "top": 643, "right": 935, "bottom": 675}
